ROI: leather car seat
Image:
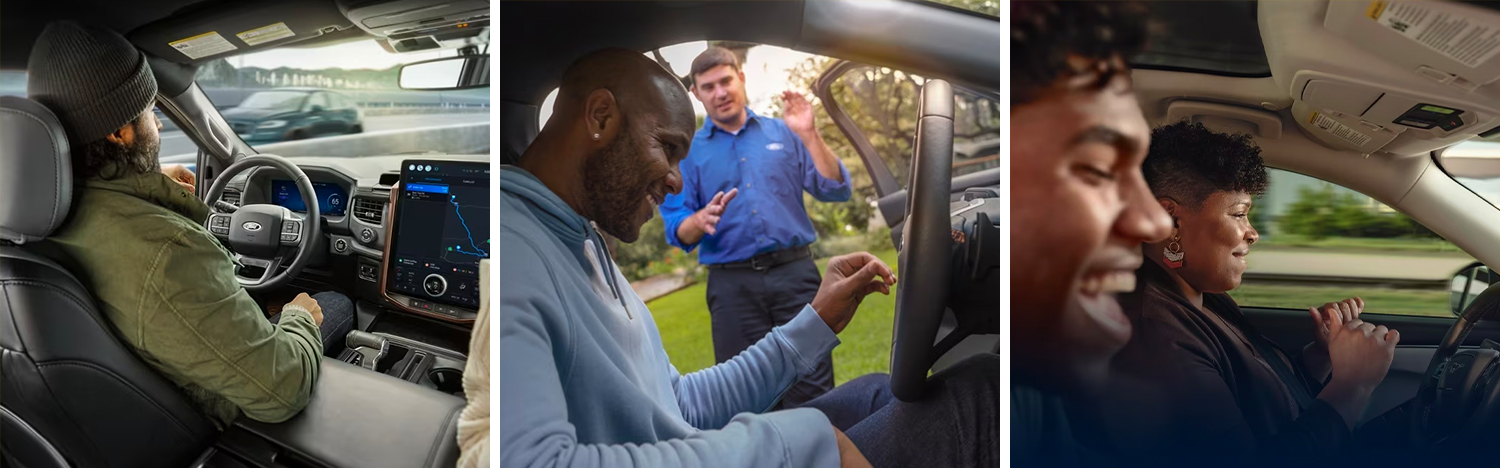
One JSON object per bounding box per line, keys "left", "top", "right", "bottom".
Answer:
{"left": 1, "top": 95, "right": 218, "bottom": 468}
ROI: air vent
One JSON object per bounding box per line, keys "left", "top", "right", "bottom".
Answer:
{"left": 222, "top": 188, "right": 241, "bottom": 206}
{"left": 353, "top": 198, "right": 386, "bottom": 225}
{"left": 378, "top": 172, "right": 400, "bottom": 187}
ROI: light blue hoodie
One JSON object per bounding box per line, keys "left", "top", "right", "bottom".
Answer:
{"left": 499, "top": 166, "right": 842, "bottom": 468}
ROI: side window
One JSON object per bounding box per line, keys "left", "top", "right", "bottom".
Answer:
{"left": 827, "top": 65, "right": 1000, "bottom": 189}
{"left": 1230, "top": 169, "right": 1473, "bottom": 318}
{"left": 306, "top": 92, "right": 330, "bottom": 111}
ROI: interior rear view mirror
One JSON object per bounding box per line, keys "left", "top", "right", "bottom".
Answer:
{"left": 1450, "top": 262, "right": 1497, "bottom": 316}
{"left": 399, "top": 54, "right": 489, "bottom": 91}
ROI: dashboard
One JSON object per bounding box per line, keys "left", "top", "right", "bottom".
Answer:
{"left": 271, "top": 180, "right": 347, "bottom": 217}
{"left": 225, "top": 155, "right": 490, "bottom": 324}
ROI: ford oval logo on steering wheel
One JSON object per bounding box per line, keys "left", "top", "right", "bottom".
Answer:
{"left": 243, "top": 221, "right": 263, "bottom": 232}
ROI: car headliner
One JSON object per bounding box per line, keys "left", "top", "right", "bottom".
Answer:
{"left": 500, "top": 0, "right": 1000, "bottom": 106}
{"left": 0, "top": 0, "right": 369, "bottom": 71}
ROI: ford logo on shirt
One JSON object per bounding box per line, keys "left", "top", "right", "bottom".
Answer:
{"left": 243, "top": 221, "right": 263, "bottom": 232}
{"left": 766, "top": 142, "right": 784, "bottom": 151}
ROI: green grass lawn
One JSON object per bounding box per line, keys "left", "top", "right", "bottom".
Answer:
{"left": 1230, "top": 283, "right": 1453, "bottom": 318}
{"left": 649, "top": 249, "right": 900, "bottom": 386}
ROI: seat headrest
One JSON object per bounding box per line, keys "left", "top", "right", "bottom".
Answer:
{"left": 0, "top": 96, "right": 72, "bottom": 244}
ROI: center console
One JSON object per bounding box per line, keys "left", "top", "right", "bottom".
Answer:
{"left": 338, "top": 330, "right": 469, "bottom": 396}
{"left": 209, "top": 159, "right": 487, "bottom": 468}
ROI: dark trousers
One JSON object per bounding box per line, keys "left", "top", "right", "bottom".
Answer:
{"left": 706, "top": 256, "right": 833, "bottom": 407}
{"left": 269, "top": 291, "right": 356, "bottom": 358}
{"left": 799, "top": 354, "right": 1000, "bottom": 468}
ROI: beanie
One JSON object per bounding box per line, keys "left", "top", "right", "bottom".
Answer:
{"left": 26, "top": 21, "right": 158, "bottom": 147}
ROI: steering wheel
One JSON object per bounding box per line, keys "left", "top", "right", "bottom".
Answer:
{"left": 1411, "top": 280, "right": 1500, "bottom": 445}
{"left": 201, "top": 154, "right": 322, "bottom": 292}
{"left": 889, "top": 79, "right": 956, "bottom": 402}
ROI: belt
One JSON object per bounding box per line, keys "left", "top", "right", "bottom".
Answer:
{"left": 709, "top": 246, "right": 812, "bottom": 271}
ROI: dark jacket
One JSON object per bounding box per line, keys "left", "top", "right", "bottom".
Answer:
{"left": 1081, "top": 259, "right": 1349, "bottom": 463}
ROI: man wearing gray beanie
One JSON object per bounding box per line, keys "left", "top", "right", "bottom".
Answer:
{"left": 31, "top": 21, "right": 353, "bottom": 428}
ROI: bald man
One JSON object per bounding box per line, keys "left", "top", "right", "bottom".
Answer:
{"left": 499, "top": 48, "right": 997, "bottom": 468}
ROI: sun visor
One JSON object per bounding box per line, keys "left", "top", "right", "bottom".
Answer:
{"left": 1325, "top": 1, "right": 1500, "bottom": 91}
{"left": 129, "top": 0, "right": 354, "bottom": 65}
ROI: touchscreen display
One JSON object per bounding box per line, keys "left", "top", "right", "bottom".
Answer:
{"left": 271, "top": 180, "right": 347, "bottom": 216}
{"left": 386, "top": 161, "right": 490, "bottom": 311}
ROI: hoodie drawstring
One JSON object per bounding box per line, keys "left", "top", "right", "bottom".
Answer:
{"left": 589, "top": 223, "right": 631, "bottom": 319}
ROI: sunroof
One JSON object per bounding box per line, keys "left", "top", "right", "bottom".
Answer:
{"left": 1130, "top": 1, "right": 1271, "bottom": 77}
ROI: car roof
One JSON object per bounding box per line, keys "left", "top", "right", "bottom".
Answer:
{"left": 500, "top": 0, "right": 999, "bottom": 105}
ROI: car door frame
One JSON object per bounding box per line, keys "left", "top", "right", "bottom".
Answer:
{"left": 811, "top": 59, "right": 1000, "bottom": 238}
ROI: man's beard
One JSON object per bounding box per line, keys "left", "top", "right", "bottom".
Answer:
{"left": 83, "top": 126, "right": 160, "bottom": 180}
{"left": 582, "top": 130, "right": 652, "bottom": 243}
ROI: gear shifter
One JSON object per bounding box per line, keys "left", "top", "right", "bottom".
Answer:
{"left": 344, "top": 330, "right": 388, "bottom": 371}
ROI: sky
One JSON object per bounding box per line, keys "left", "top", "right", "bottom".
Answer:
{"left": 539, "top": 42, "right": 821, "bottom": 127}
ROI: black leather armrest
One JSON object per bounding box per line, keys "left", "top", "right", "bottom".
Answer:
{"left": 218, "top": 357, "right": 465, "bottom": 468}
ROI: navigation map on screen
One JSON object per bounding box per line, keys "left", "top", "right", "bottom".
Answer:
{"left": 386, "top": 161, "right": 489, "bottom": 312}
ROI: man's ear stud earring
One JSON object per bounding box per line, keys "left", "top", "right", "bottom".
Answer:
{"left": 592, "top": 133, "right": 601, "bottom": 140}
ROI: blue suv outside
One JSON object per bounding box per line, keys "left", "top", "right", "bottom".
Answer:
{"left": 221, "top": 88, "right": 363, "bottom": 142}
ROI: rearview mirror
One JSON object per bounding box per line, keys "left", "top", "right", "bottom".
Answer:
{"left": 1450, "top": 262, "right": 1497, "bottom": 316}
{"left": 398, "top": 55, "right": 489, "bottom": 91}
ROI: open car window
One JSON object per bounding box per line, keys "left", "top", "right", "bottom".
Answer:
{"left": 824, "top": 64, "right": 1000, "bottom": 194}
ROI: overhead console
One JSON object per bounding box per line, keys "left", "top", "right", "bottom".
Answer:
{"left": 338, "top": 0, "right": 490, "bottom": 53}
{"left": 1261, "top": 1, "right": 1500, "bottom": 155}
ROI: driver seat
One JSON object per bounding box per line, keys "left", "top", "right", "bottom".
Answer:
{"left": 0, "top": 96, "right": 217, "bottom": 467}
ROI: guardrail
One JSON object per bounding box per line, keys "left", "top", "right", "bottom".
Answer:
{"left": 159, "top": 121, "right": 488, "bottom": 163}
{"left": 202, "top": 88, "right": 490, "bottom": 109}
{"left": 1241, "top": 272, "right": 1448, "bottom": 290}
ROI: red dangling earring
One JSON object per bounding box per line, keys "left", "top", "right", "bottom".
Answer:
{"left": 1163, "top": 230, "right": 1184, "bottom": 269}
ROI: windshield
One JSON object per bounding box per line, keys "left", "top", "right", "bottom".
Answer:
{"left": 236, "top": 91, "right": 307, "bottom": 110}
{"left": 183, "top": 36, "right": 489, "bottom": 160}
{"left": 1441, "top": 141, "right": 1500, "bottom": 209}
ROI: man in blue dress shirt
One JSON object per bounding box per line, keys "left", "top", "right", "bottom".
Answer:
{"left": 661, "top": 47, "right": 851, "bottom": 407}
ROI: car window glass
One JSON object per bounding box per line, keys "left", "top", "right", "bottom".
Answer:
{"left": 189, "top": 38, "right": 488, "bottom": 160}
{"left": 306, "top": 93, "right": 330, "bottom": 110}
{"left": 0, "top": 70, "right": 25, "bottom": 97}
{"left": 828, "top": 65, "right": 1000, "bottom": 190}
{"left": 1231, "top": 168, "right": 1473, "bottom": 318}
{"left": 1439, "top": 141, "right": 1500, "bottom": 210}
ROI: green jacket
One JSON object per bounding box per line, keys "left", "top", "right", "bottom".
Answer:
{"left": 42, "top": 169, "right": 323, "bottom": 428}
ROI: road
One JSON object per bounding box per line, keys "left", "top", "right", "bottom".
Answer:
{"left": 1247, "top": 248, "right": 1474, "bottom": 286}
{"left": 159, "top": 112, "right": 488, "bottom": 157}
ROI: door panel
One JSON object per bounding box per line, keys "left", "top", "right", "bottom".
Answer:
{"left": 1242, "top": 307, "right": 1500, "bottom": 350}
{"left": 1364, "top": 346, "right": 1431, "bottom": 423}
{"left": 1243, "top": 307, "right": 1500, "bottom": 423}
{"left": 877, "top": 168, "right": 998, "bottom": 242}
